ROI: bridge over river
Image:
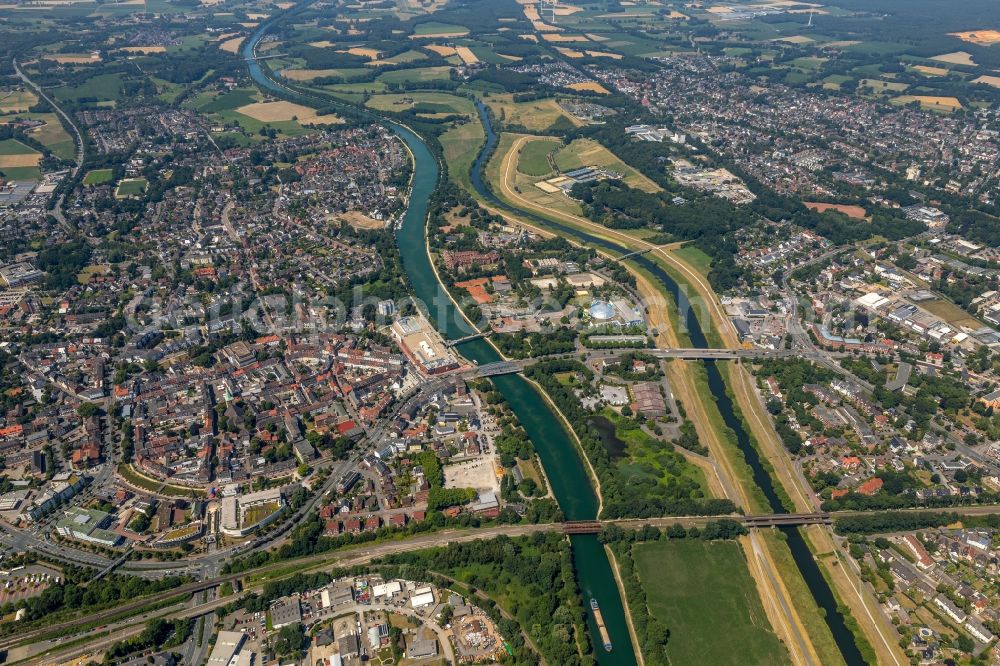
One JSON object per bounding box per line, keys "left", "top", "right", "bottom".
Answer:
{"left": 562, "top": 512, "right": 834, "bottom": 534}
{"left": 468, "top": 347, "right": 825, "bottom": 377}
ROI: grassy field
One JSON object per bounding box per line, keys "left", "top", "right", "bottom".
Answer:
{"left": 0, "top": 138, "right": 42, "bottom": 180}
{"left": 365, "top": 92, "right": 475, "bottom": 115}
{"left": 891, "top": 95, "right": 963, "bottom": 112}
{"left": 23, "top": 113, "right": 75, "bottom": 160}
{"left": 376, "top": 65, "right": 452, "bottom": 85}
{"left": 919, "top": 298, "right": 982, "bottom": 330}
{"left": 53, "top": 73, "right": 124, "bottom": 103}
{"left": 83, "top": 168, "right": 114, "bottom": 185}
{"left": 281, "top": 67, "right": 370, "bottom": 82}
{"left": 117, "top": 464, "right": 206, "bottom": 498}
{"left": 411, "top": 21, "right": 468, "bottom": 36}
{"left": 671, "top": 245, "right": 712, "bottom": 277}
{"left": 196, "top": 88, "right": 258, "bottom": 113}
{"left": 634, "top": 539, "right": 788, "bottom": 666}
{"left": 516, "top": 137, "right": 559, "bottom": 177}
{"left": 553, "top": 138, "right": 661, "bottom": 193}
{"left": 0, "top": 89, "right": 37, "bottom": 113}
{"left": 0, "top": 139, "right": 37, "bottom": 156}
{"left": 116, "top": 177, "right": 148, "bottom": 197}
{"left": 484, "top": 94, "right": 581, "bottom": 132}
{"left": 77, "top": 263, "right": 110, "bottom": 284}
{"left": 440, "top": 119, "right": 484, "bottom": 191}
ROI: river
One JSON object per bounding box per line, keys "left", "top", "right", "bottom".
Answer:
{"left": 244, "top": 18, "right": 637, "bottom": 666}
{"left": 467, "top": 102, "right": 866, "bottom": 666}
{"left": 244, "top": 10, "right": 861, "bottom": 663}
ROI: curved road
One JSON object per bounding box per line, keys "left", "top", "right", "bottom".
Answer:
{"left": 12, "top": 58, "right": 85, "bottom": 230}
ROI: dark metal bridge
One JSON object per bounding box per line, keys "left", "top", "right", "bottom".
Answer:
{"left": 561, "top": 513, "right": 833, "bottom": 534}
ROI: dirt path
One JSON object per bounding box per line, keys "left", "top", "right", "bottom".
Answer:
{"left": 491, "top": 134, "right": 822, "bottom": 666}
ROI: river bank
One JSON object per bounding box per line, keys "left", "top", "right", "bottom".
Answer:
{"left": 466, "top": 101, "right": 875, "bottom": 665}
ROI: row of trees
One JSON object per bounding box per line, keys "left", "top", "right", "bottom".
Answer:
{"left": 0, "top": 567, "right": 190, "bottom": 638}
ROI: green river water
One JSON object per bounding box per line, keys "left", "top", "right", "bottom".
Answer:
{"left": 244, "top": 8, "right": 865, "bottom": 664}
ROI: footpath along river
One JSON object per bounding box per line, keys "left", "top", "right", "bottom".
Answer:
{"left": 244, "top": 15, "right": 637, "bottom": 665}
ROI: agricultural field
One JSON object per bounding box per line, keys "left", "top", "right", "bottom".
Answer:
{"left": 634, "top": 539, "right": 788, "bottom": 666}
{"left": 410, "top": 21, "right": 469, "bottom": 37}
{"left": 52, "top": 73, "right": 124, "bottom": 104}
{"left": 235, "top": 100, "right": 342, "bottom": 124}
{"left": 484, "top": 94, "right": 581, "bottom": 132}
{"left": 364, "top": 92, "right": 475, "bottom": 116}
{"left": 440, "top": 119, "right": 484, "bottom": 190}
{"left": 188, "top": 88, "right": 327, "bottom": 136}
{"left": 376, "top": 65, "right": 452, "bottom": 84}
{"left": 280, "top": 68, "right": 370, "bottom": 82}
{"left": 890, "top": 95, "right": 963, "bottom": 111}
{"left": 0, "top": 113, "right": 75, "bottom": 160}
{"left": 0, "top": 89, "right": 37, "bottom": 113}
{"left": 0, "top": 138, "right": 42, "bottom": 180}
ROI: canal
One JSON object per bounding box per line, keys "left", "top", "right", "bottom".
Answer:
{"left": 467, "top": 102, "right": 866, "bottom": 666}
{"left": 245, "top": 15, "right": 638, "bottom": 666}
{"left": 245, "top": 7, "right": 863, "bottom": 661}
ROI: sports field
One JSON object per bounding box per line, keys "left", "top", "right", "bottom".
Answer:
{"left": 83, "top": 168, "right": 114, "bottom": 185}
{"left": 115, "top": 177, "right": 148, "bottom": 197}
{"left": 634, "top": 540, "right": 788, "bottom": 665}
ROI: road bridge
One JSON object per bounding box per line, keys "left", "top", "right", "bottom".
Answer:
{"left": 467, "top": 348, "right": 821, "bottom": 378}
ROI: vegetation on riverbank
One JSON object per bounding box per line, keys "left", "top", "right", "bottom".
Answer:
{"left": 524, "top": 359, "right": 737, "bottom": 519}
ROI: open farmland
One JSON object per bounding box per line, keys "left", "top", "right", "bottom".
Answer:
{"left": 485, "top": 95, "right": 581, "bottom": 132}
{"left": 891, "top": 95, "right": 963, "bottom": 111}
{"left": 0, "top": 89, "right": 37, "bottom": 113}
{"left": 364, "top": 92, "right": 474, "bottom": 116}
{"left": 0, "top": 139, "right": 42, "bottom": 169}
{"left": 235, "top": 101, "right": 342, "bottom": 124}
{"left": 440, "top": 119, "right": 484, "bottom": 190}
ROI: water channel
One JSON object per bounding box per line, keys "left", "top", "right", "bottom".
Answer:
{"left": 245, "top": 9, "right": 863, "bottom": 662}
{"left": 467, "top": 102, "right": 866, "bottom": 666}
{"left": 245, "top": 17, "right": 637, "bottom": 665}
